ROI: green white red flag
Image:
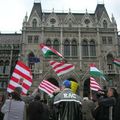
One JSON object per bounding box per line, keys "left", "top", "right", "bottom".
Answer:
{"left": 40, "top": 43, "right": 63, "bottom": 58}
{"left": 89, "top": 63, "right": 104, "bottom": 78}
{"left": 113, "top": 59, "right": 120, "bottom": 67}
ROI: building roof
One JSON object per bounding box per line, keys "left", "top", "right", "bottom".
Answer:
{"left": 95, "top": 4, "right": 109, "bottom": 21}
{"left": 29, "top": 3, "right": 108, "bottom": 24}
{"left": 0, "top": 33, "right": 22, "bottom": 44}
{"left": 29, "top": 2, "right": 42, "bottom": 19}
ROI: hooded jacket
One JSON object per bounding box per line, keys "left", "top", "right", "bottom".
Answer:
{"left": 54, "top": 88, "right": 82, "bottom": 120}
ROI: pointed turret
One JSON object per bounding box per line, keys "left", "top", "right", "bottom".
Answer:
{"left": 22, "top": 12, "right": 28, "bottom": 29}
{"left": 95, "top": 4, "right": 109, "bottom": 21}
{"left": 111, "top": 14, "right": 116, "bottom": 25}
{"left": 29, "top": 2, "right": 42, "bottom": 20}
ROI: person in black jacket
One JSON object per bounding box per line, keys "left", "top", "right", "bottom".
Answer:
{"left": 0, "top": 93, "right": 4, "bottom": 120}
{"left": 114, "top": 93, "right": 120, "bottom": 120}
{"left": 27, "top": 94, "right": 50, "bottom": 120}
{"left": 54, "top": 80, "right": 82, "bottom": 120}
{"left": 93, "top": 87, "right": 118, "bottom": 120}
{"left": 49, "top": 89, "right": 60, "bottom": 120}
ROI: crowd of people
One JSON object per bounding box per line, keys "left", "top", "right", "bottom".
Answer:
{"left": 0, "top": 79, "right": 120, "bottom": 120}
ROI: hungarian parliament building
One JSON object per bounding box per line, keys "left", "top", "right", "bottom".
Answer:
{"left": 0, "top": 2, "right": 120, "bottom": 95}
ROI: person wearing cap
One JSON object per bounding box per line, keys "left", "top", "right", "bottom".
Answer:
{"left": 53, "top": 80, "right": 82, "bottom": 120}
{"left": 1, "top": 87, "right": 26, "bottom": 120}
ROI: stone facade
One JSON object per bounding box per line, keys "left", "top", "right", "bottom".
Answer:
{"left": 0, "top": 33, "right": 21, "bottom": 91}
{"left": 0, "top": 2, "right": 120, "bottom": 94}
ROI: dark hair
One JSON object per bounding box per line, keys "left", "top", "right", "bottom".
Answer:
{"left": 14, "top": 87, "right": 22, "bottom": 95}
{"left": 34, "top": 94, "right": 41, "bottom": 101}
{"left": 111, "top": 88, "right": 118, "bottom": 99}
{"left": 11, "top": 92, "right": 22, "bottom": 101}
{"left": 0, "top": 94, "right": 5, "bottom": 105}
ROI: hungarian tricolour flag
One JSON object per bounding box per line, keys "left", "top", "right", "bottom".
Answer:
{"left": 7, "top": 61, "right": 33, "bottom": 95}
{"left": 90, "top": 64, "right": 104, "bottom": 79}
{"left": 38, "top": 80, "right": 59, "bottom": 97}
{"left": 113, "top": 59, "right": 120, "bottom": 67}
{"left": 40, "top": 43, "right": 63, "bottom": 58}
{"left": 49, "top": 60, "right": 75, "bottom": 76}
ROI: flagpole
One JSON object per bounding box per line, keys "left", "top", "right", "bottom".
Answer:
{"left": 5, "top": 44, "right": 14, "bottom": 98}
{"left": 57, "top": 75, "right": 64, "bottom": 89}
{"left": 81, "top": 68, "right": 90, "bottom": 81}
{"left": 9, "top": 44, "right": 13, "bottom": 79}
{"left": 72, "top": 70, "right": 82, "bottom": 85}
{"left": 42, "top": 67, "right": 53, "bottom": 80}
{"left": 39, "top": 58, "right": 59, "bottom": 99}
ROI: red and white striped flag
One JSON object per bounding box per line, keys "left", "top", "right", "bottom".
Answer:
{"left": 90, "top": 77, "right": 102, "bottom": 91}
{"left": 49, "top": 60, "right": 75, "bottom": 76}
{"left": 7, "top": 61, "right": 33, "bottom": 95}
{"left": 38, "top": 80, "right": 59, "bottom": 97}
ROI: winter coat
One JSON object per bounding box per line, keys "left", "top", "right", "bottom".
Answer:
{"left": 93, "top": 96, "right": 116, "bottom": 120}
{"left": 113, "top": 95, "right": 120, "bottom": 120}
{"left": 27, "top": 100, "right": 49, "bottom": 120}
{"left": 82, "top": 98, "right": 95, "bottom": 120}
{"left": 1, "top": 99, "right": 25, "bottom": 120}
{"left": 93, "top": 104, "right": 109, "bottom": 120}
{"left": 54, "top": 88, "right": 82, "bottom": 120}
{"left": 0, "top": 102, "right": 4, "bottom": 120}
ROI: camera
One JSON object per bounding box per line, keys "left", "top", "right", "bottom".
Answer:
{"left": 96, "top": 90, "right": 107, "bottom": 99}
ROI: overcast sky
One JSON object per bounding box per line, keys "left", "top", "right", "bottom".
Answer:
{"left": 0, "top": 0, "right": 120, "bottom": 33}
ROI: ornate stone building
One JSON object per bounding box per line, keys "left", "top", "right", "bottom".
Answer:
{"left": 0, "top": 33, "right": 21, "bottom": 91}
{"left": 0, "top": 2, "right": 120, "bottom": 94}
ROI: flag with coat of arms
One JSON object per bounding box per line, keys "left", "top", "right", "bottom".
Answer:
{"left": 7, "top": 60, "right": 33, "bottom": 95}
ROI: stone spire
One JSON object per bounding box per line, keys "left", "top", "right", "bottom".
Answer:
{"left": 111, "top": 14, "right": 116, "bottom": 25}
{"left": 22, "top": 12, "right": 28, "bottom": 29}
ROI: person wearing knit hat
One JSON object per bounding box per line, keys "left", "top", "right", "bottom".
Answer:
{"left": 54, "top": 79, "right": 82, "bottom": 120}
{"left": 63, "top": 80, "right": 71, "bottom": 88}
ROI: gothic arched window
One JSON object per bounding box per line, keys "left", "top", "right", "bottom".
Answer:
{"left": 53, "top": 39, "right": 59, "bottom": 52}
{"left": 82, "top": 40, "right": 88, "bottom": 56}
{"left": 32, "top": 19, "right": 37, "bottom": 28}
{"left": 46, "top": 39, "right": 51, "bottom": 47}
{"left": 103, "top": 20, "right": 107, "bottom": 28}
{"left": 90, "top": 40, "right": 96, "bottom": 57}
{"left": 64, "top": 39, "right": 70, "bottom": 56}
{"left": 0, "top": 60, "right": 4, "bottom": 74}
{"left": 107, "top": 54, "right": 114, "bottom": 70}
{"left": 28, "top": 52, "right": 35, "bottom": 71}
{"left": 3, "top": 60, "right": 9, "bottom": 74}
{"left": 71, "top": 39, "right": 77, "bottom": 56}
